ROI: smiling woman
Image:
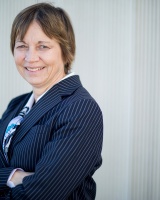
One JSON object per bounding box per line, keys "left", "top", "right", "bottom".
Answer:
{"left": 14, "top": 21, "right": 65, "bottom": 100}
{"left": 0, "top": 2, "right": 103, "bottom": 200}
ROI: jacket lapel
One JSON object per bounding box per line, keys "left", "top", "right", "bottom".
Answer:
{"left": 0, "top": 93, "right": 31, "bottom": 144}
{"left": 9, "top": 75, "right": 82, "bottom": 153}
{"left": 0, "top": 93, "right": 31, "bottom": 166}
{"left": 9, "top": 86, "right": 61, "bottom": 151}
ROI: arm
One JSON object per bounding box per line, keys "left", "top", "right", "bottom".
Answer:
{"left": 5, "top": 99, "right": 103, "bottom": 200}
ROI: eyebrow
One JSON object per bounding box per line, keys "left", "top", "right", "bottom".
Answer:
{"left": 15, "top": 40, "right": 51, "bottom": 44}
{"left": 38, "top": 41, "right": 51, "bottom": 44}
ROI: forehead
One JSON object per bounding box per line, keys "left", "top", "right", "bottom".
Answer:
{"left": 16, "top": 21, "right": 50, "bottom": 42}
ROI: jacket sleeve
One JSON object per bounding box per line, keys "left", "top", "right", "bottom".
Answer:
{"left": 6, "top": 99, "right": 103, "bottom": 200}
{"left": 0, "top": 167, "right": 14, "bottom": 193}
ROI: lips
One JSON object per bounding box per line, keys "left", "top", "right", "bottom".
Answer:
{"left": 25, "top": 67, "right": 45, "bottom": 72}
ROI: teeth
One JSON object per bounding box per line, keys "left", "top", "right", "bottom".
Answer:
{"left": 26, "top": 67, "right": 43, "bottom": 72}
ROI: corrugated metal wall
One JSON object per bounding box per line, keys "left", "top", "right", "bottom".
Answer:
{"left": 0, "top": 0, "right": 160, "bottom": 199}
{"left": 129, "top": 0, "right": 160, "bottom": 200}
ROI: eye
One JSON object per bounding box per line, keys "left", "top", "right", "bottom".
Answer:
{"left": 16, "top": 45, "right": 28, "bottom": 49}
{"left": 39, "top": 45, "right": 49, "bottom": 49}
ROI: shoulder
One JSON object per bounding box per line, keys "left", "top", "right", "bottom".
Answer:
{"left": 64, "top": 83, "right": 99, "bottom": 106}
{"left": 1, "top": 92, "right": 31, "bottom": 119}
{"left": 59, "top": 85, "right": 103, "bottom": 119}
{"left": 7, "top": 93, "right": 31, "bottom": 108}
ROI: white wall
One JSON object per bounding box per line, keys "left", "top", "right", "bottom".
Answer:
{"left": 0, "top": 0, "right": 160, "bottom": 200}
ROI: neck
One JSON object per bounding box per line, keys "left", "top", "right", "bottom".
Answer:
{"left": 33, "top": 83, "right": 55, "bottom": 101}
{"left": 33, "top": 88, "right": 47, "bottom": 102}
{"left": 33, "top": 74, "right": 67, "bottom": 101}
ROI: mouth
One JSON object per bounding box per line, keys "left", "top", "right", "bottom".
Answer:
{"left": 25, "top": 67, "right": 45, "bottom": 72}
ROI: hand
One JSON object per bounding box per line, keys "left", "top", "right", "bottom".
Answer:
{"left": 10, "top": 170, "right": 34, "bottom": 186}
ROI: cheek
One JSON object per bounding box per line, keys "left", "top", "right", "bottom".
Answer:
{"left": 44, "top": 50, "right": 64, "bottom": 65}
{"left": 14, "top": 52, "right": 24, "bottom": 66}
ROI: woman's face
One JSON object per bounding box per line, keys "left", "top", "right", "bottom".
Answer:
{"left": 14, "top": 21, "right": 65, "bottom": 93}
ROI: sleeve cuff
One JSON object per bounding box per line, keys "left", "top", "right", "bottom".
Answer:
{"left": 7, "top": 168, "right": 24, "bottom": 188}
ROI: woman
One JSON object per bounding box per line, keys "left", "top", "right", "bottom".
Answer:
{"left": 0, "top": 3, "right": 103, "bottom": 200}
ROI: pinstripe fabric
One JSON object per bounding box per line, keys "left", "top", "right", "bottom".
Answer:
{"left": 0, "top": 75, "right": 103, "bottom": 200}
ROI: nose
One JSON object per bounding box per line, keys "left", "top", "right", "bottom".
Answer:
{"left": 25, "top": 48, "right": 39, "bottom": 62}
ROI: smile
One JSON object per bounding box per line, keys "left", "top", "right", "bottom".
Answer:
{"left": 26, "top": 67, "right": 45, "bottom": 72}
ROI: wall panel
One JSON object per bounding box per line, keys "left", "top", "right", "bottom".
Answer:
{"left": 130, "top": 0, "right": 160, "bottom": 199}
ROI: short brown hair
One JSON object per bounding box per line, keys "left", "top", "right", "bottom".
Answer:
{"left": 10, "top": 2, "right": 76, "bottom": 73}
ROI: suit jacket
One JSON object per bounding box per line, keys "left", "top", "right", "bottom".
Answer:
{"left": 0, "top": 75, "right": 103, "bottom": 200}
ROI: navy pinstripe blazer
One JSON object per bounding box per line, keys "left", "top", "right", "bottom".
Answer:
{"left": 0, "top": 75, "right": 103, "bottom": 200}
